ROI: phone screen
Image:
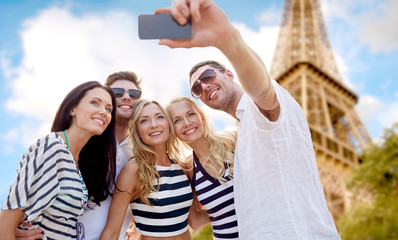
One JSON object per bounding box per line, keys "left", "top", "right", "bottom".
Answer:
{"left": 138, "top": 13, "right": 192, "bottom": 39}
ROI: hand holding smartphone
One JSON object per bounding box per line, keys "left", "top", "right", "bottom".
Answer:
{"left": 138, "top": 13, "right": 192, "bottom": 40}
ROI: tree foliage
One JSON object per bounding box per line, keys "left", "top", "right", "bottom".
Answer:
{"left": 192, "top": 224, "right": 213, "bottom": 240}
{"left": 338, "top": 124, "right": 398, "bottom": 240}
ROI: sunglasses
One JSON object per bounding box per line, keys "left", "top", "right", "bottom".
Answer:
{"left": 190, "top": 69, "right": 217, "bottom": 98}
{"left": 111, "top": 88, "right": 142, "bottom": 99}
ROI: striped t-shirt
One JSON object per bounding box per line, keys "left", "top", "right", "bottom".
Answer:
{"left": 130, "top": 160, "right": 193, "bottom": 237}
{"left": 2, "top": 132, "right": 86, "bottom": 239}
{"left": 192, "top": 152, "right": 239, "bottom": 239}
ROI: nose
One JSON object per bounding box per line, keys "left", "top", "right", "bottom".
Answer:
{"left": 201, "top": 81, "right": 212, "bottom": 93}
{"left": 149, "top": 118, "right": 158, "bottom": 128}
{"left": 98, "top": 103, "right": 109, "bottom": 115}
{"left": 182, "top": 117, "right": 190, "bottom": 126}
{"left": 121, "top": 90, "right": 130, "bottom": 100}
{"left": 98, "top": 106, "right": 107, "bottom": 115}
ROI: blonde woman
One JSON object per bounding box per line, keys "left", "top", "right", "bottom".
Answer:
{"left": 100, "top": 99, "right": 193, "bottom": 240}
{"left": 167, "top": 96, "right": 239, "bottom": 239}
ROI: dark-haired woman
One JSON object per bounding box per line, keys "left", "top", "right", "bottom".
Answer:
{"left": 0, "top": 81, "right": 117, "bottom": 240}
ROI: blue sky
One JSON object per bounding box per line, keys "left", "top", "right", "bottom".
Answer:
{"left": 0, "top": 0, "right": 397, "bottom": 203}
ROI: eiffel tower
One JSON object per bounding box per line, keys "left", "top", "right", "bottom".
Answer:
{"left": 269, "top": 0, "right": 372, "bottom": 220}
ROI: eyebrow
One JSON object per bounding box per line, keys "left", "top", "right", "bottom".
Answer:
{"left": 91, "top": 97, "right": 113, "bottom": 107}
{"left": 140, "top": 111, "right": 164, "bottom": 119}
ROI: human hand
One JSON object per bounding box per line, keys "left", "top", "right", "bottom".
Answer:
{"left": 16, "top": 222, "right": 43, "bottom": 240}
{"left": 155, "top": 0, "right": 235, "bottom": 50}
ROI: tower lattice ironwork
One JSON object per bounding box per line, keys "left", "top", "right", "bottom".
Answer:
{"left": 270, "top": 0, "right": 372, "bottom": 220}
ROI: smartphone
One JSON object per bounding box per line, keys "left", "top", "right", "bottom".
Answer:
{"left": 138, "top": 13, "right": 192, "bottom": 39}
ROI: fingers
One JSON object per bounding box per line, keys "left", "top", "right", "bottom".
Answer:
{"left": 16, "top": 228, "right": 43, "bottom": 240}
{"left": 158, "top": 39, "right": 191, "bottom": 49}
{"left": 154, "top": 7, "right": 170, "bottom": 14}
{"left": 189, "top": 0, "right": 202, "bottom": 22}
{"left": 170, "top": 0, "right": 191, "bottom": 25}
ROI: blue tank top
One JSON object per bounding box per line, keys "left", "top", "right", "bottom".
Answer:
{"left": 192, "top": 152, "right": 239, "bottom": 239}
{"left": 130, "top": 160, "right": 193, "bottom": 237}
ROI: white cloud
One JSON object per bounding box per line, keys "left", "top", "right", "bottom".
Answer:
{"left": 2, "top": 6, "right": 278, "bottom": 148}
{"left": 255, "top": 6, "right": 281, "bottom": 26}
{"left": 357, "top": 94, "right": 398, "bottom": 140}
{"left": 378, "top": 102, "right": 398, "bottom": 129}
{"left": 356, "top": 0, "right": 398, "bottom": 53}
{"left": 233, "top": 22, "right": 279, "bottom": 70}
{"left": 356, "top": 95, "right": 383, "bottom": 125}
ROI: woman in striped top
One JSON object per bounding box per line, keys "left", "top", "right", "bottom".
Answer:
{"left": 0, "top": 81, "right": 117, "bottom": 240}
{"left": 100, "top": 99, "right": 193, "bottom": 240}
{"left": 167, "top": 96, "right": 239, "bottom": 240}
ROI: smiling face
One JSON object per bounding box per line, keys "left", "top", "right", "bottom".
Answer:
{"left": 109, "top": 79, "right": 139, "bottom": 122}
{"left": 190, "top": 66, "right": 235, "bottom": 112}
{"left": 168, "top": 100, "right": 205, "bottom": 144}
{"left": 70, "top": 87, "right": 113, "bottom": 136}
{"left": 136, "top": 103, "right": 170, "bottom": 147}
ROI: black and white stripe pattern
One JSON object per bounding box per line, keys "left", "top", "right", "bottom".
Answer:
{"left": 130, "top": 161, "right": 193, "bottom": 237}
{"left": 2, "top": 133, "right": 85, "bottom": 239}
{"left": 192, "top": 152, "right": 239, "bottom": 239}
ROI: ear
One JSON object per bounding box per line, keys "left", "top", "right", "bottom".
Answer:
{"left": 70, "top": 108, "right": 76, "bottom": 117}
{"left": 225, "top": 70, "right": 234, "bottom": 81}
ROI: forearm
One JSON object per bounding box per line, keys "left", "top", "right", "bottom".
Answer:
{"left": 219, "top": 26, "right": 277, "bottom": 111}
{"left": 0, "top": 209, "right": 25, "bottom": 240}
{"left": 100, "top": 226, "right": 119, "bottom": 240}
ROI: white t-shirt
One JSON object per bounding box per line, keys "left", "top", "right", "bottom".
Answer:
{"left": 234, "top": 80, "right": 340, "bottom": 239}
{"left": 80, "top": 137, "right": 134, "bottom": 240}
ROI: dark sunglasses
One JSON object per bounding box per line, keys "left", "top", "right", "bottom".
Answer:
{"left": 190, "top": 69, "right": 216, "bottom": 98}
{"left": 111, "top": 88, "right": 142, "bottom": 99}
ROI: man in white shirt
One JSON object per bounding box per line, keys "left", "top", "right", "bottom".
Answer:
{"left": 158, "top": 0, "right": 341, "bottom": 239}
{"left": 16, "top": 71, "right": 141, "bottom": 240}
{"left": 80, "top": 71, "right": 141, "bottom": 240}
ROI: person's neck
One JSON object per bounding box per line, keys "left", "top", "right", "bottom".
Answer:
{"left": 155, "top": 151, "right": 171, "bottom": 167}
{"left": 227, "top": 89, "right": 244, "bottom": 120}
{"left": 115, "top": 119, "right": 129, "bottom": 143}
{"left": 189, "top": 137, "right": 211, "bottom": 162}
{"left": 62, "top": 128, "right": 91, "bottom": 165}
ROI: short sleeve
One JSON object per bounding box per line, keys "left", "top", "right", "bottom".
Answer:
{"left": 2, "top": 134, "right": 66, "bottom": 221}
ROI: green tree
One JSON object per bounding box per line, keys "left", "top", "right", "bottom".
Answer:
{"left": 338, "top": 123, "right": 398, "bottom": 240}
{"left": 192, "top": 224, "right": 213, "bottom": 240}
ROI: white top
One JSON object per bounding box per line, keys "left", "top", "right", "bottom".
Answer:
{"left": 80, "top": 137, "right": 134, "bottom": 240}
{"left": 234, "top": 80, "right": 340, "bottom": 239}
{"left": 3, "top": 133, "right": 86, "bottom": 239}
{"left": 130, "top": 161, "right": 193, "bottom": 237}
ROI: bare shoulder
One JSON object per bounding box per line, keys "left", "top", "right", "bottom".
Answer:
{"left": 123, "top": 157, "right": 139, "bottom": 172}
{"left": 115, "top": 157, "right": 140, "bottom": 195}
{"left": 179, "top": 156, "right": 194, "bottom": 181}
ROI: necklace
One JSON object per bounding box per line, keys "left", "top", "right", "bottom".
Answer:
{"left": 63, "top": 130, "right": 70, "bottom": 150}
{"left": 63, "top": 130, "right": 88, "bottom": 208}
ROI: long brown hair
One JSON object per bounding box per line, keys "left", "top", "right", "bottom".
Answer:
{"left": 51, "top": 81, "right": 117, "bottom": 205}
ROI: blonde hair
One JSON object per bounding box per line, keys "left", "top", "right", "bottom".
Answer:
{"left": 167, "top": 96, "right": 237, "bottom": 183}
{"left": 129, "top": 99, "right": 181, "bottom": 205}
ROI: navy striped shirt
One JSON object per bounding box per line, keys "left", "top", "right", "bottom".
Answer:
{"left": 2, "top": 133, "right": 86, "bottom": 239}
{"left": 192, "top": 152, "right": 239, "bottom": 239}
{"left": 130, "top": 160, "right": 193, "bottom": 237}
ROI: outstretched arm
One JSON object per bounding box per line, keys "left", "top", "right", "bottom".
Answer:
{"left": 156, "top": 0, "right": 280, "bottom": 120}
{"left": 100, "top": 160, "right": 140, "bottom": 240}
